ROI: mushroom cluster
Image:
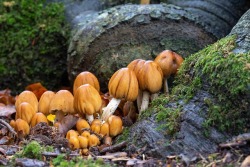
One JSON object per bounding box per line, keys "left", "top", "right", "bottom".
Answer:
{"left": 9, "top": 49, "right": 183, "bottom": 151}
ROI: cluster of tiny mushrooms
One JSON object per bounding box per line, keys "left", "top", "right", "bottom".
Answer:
{"left": 9, "top": 49, "right": 183, "bottom": 151}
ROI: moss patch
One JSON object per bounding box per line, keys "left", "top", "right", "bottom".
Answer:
{"left": 174, "top": 35, "right": 250, "bottom": 133}
{"left": 0, "top": 0, "right": 69, "bottom": 94}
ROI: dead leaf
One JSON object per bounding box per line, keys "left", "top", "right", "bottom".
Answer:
{"left": 0, "top": 105, "right": 16, "bottom": 117}
{"left": 0, "top": 89, "right": 15, "bottom": 105}
{"left": 25, "top": 82, "right": 47, "bottom": 100}
{"left": 58, "top": 115, "right": 78, "bottom": 135}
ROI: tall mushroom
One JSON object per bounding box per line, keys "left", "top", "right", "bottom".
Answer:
{"left": 38, "top": 91, "right": 55, "bottom": 116}
{"left": 154, "top": 50, "right": 184, "bottom": 95}
{"left": 73, "top": 71, "right": 100, "bottom": 95}
{"left": 49, "top": 90, "right": 75, "bottom": 122}
{"left": 137, "top": 60, "right": 163, "bottom": 112}
{"left": 127, "top": 59, "right": 146, "bottom": 110}
{"left": 74, "top": 84, "right": 102, "bottom": 123}
{"left": 101, "top": 68, "right": 139, "bottom": 122}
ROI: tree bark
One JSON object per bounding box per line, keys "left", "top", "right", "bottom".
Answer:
{"left": 67, "top": 2, "right": 249, "bottom": 92}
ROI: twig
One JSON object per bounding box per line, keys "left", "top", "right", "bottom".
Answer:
{"left": 0, "top": 119, "right": 17, "bottom": 135}
{"left": 99, "top": 141, "right": 127, "bottom": 154}
{"left": 42, "top": 152, "right": 80, "bottom": 157}
{"left": 219, "top": 141, "right": 247, "bottom": 148}
{"left": 96, "top": 152, "right": 127, "bottom": 159}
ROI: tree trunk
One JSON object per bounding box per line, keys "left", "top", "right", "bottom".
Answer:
{"left": 120, "top": 9, "right": 250, "bottom": 159}
{"left": 67, "top": 1, "right": 249, "bottom": 92}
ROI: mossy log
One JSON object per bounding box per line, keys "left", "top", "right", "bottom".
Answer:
{"left": 67, "top": 1, "right": 249, "bottom": 92}
{"left": 120, "top": 9, "right": 250, "bottom": 159}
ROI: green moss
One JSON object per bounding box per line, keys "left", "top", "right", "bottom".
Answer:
{"left": 115, "top": 127, "right": 130, "bottom": 143}
{"left": 52, "top": 154, "right": 112, "bottom": 167}
{"left": 138, "top": 94, "right": 181, "bottom": 136}
{"left": 174, "top": 35, "right": 250, "bottom": 133}
{"left": 0, "top": 0, "right": 69, "bottom": 94}
{"left": 15, "top": 141, "right": 54, "bottom": 160}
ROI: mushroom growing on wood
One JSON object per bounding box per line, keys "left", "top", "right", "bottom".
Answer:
{"left": 38, "top": 91, "right": 55, "bottom": 116}
{"left": 49, "top": 90, "right": 75, "bottom": 123}
{"left": 101, "top": 68, "right": 139, "bottom": 122}
{"left": 137, "top": 60, "right": 163, "bottom": 112}
{"left": 74, "top": 84, "right": 102, "bottom": 123}
{"left": 73, "top": 71, "right": 100, "bottom": 95}
{"left": 15, "top": 90, "right": 38, "bottom": 113}
{"left": 154, "top": 50, "right": 184, "bottom": 95}
{"left": 127, "top": 59, "right": 146, "bottom": 110}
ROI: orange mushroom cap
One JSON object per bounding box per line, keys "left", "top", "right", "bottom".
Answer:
{"left": 154, "top": 50, "right": 183, "bottom": 77}
{"left": 127, "top": 59, "right": 146, "bottom": 77}
{"left": 76, "top": 119, "right": 90, "bottom": 133}
{"left": 16, "top": 102, "right": 36, "bottom": 124}
{"left": 30, "top": 112, "right": 48, "bottom": 127}
{"left": 68, "top": 136, "right": 80, "bottom": 150}
{"left": 74, "top": 84, "right": 102, "bottom": 116}
{"left": 137, "top": 60, "right": 163, "bottom": 93}
{"left": 78, "top": 136, "right": 88, "bottom": 149}
{"left": 88, "top": 134, "right": 100, "bottom": 147}
{"left": 108, "top": 115, "right": 123, "bottom": 137}
{"left": 15, "top": 119, "right": 30, "bottom": 137}
{"left": 81, "top": 131, "right": 91, "bottom": 138}
{"left": 15, "top": 90, "right": 38, "bottom": 113}
{"left": 66, "top": 130, "right": 79, "bottom": 140}
{"left": 100, "top": 122, "right": 109, "bottom": 137}
{"left": 73, "top": 71, "right": 100, "bottom": 95}
{"left": 49, "top": 90, "right": 75, "bottom": 115}
{"left": 38, "top": 91, "right": 55, "bottom": 116}
{"left": 108, "top": 68, "right": 139, "bottom": 101}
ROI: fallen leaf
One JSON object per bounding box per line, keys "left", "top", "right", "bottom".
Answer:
{"left": 25, "top": 82, "right": 47, "bottom": 100}
{"left": 0, "top": 105, "right": 16, "bottom": 117}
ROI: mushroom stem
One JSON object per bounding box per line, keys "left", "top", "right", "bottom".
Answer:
{"left": 101, "top": 98, "right": 121, "bottom": 122}
{"left": 140, "top": 0, "right": 150, "bottom": 4}
{"left": 164, "top": 77, "right": 169, "bottom": 96}
{"left": 136, "top": 90, "right": 143, "bottom": 111}
{"left": 140, "top": 91, "right": 150, "bottom": 112}
{"left": 150, "top": 93, "right": 159, "bottom": 101}
{"left": 86, "top": 114, "right": 94, "bottom": 124}
{"left": 55, "top": 110, "right": 65, "bottom": 122}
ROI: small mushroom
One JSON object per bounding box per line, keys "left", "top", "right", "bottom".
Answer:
{"left": 16, "top": 102, "right": 36, "bottom": 124}
{"left": 137, "top": 60, "right": 163, "bottom": 112}
{"left": 68, "top": 136, "right": 80, "bottom": 150}
{"left": 88, "top": 134, "right": 100, "bottom": 147}
{"left": 101, "top": 68, "right": 139, "bottom": 122}
{"left": 78, "top": 136, "right": 88, "bottom": 149}
{"left": 15, "top": 119, "right": 30, "bottom": 137}
{"left": 38, "top": 91, "right": 55, "bottom": 116}
{"left": 73, "top": 71, "right": 100, "bottom": 95}
{"left": 15, "top": 90, "right": 38, "bottom": 113}
{"left": 30, "top": 112, "right": 48, "bottom": 127}
{"left": 100, "top": 122, "right": 109, "bottom": 137}
{"left": 90, "top": 119, "right": 101, "bottom": 134}
{"left": 108, "top": 115, "right": 123, "bottom": 137}
{"left": 76, "top": 119, "right": 90, "bottom": 133}
{"left": 10, "top": 120, "right": 16, "bottom": 129}
{"left": 154, "top": 50, "right": 183, "bottom": 95}
{"left": 81, "top": 131, "right": 91, "bottom": 138}
{"left": 49, "top": 90, "right": 75, "bottom": 122}
{"left": 66, "top": 130, "right": 79, "bottom": 140}
{"left": 74, "top": 84, "right": 102, "bottom": 123}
